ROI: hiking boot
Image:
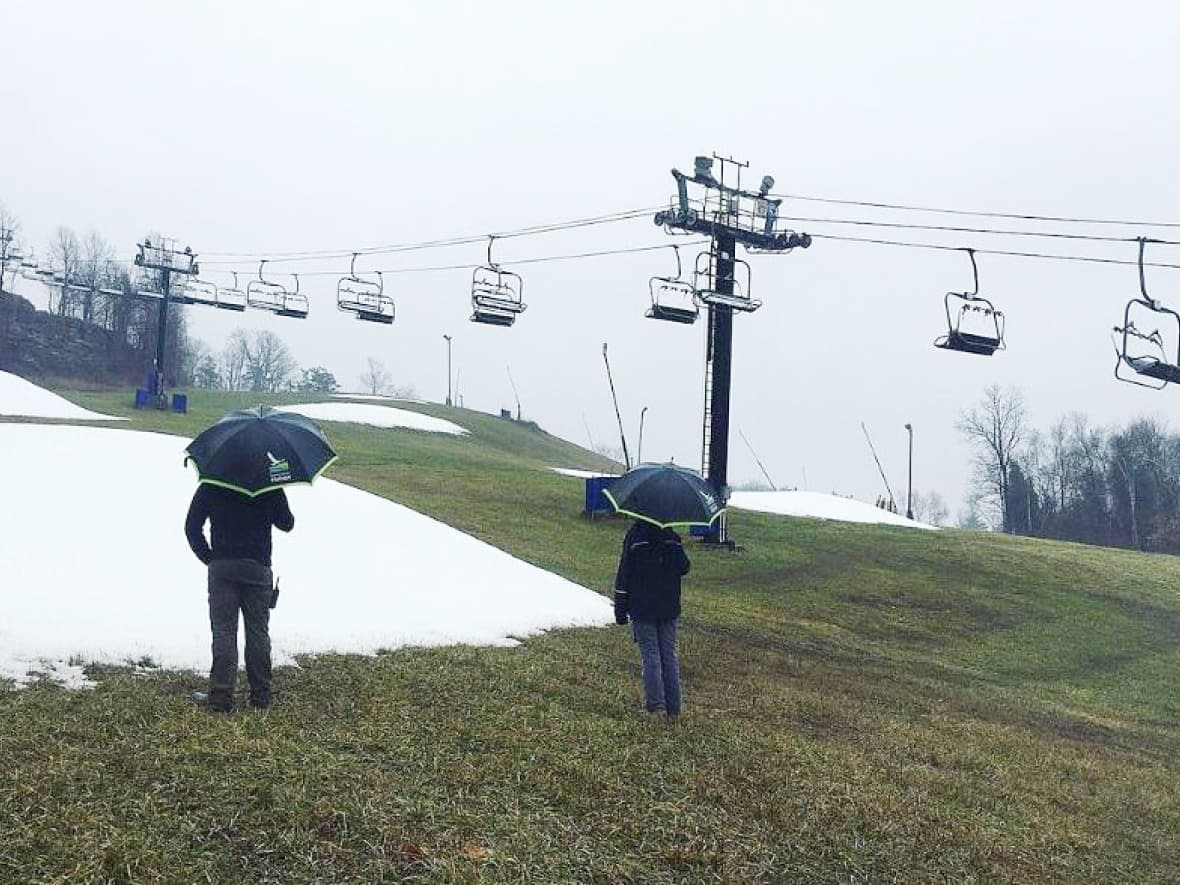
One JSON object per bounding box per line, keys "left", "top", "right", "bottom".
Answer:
{"left": 190, "top": 691, "right": 233, "bottom": 714}
{"left": 248, "top": 695, "right": 271, "bottom": 711}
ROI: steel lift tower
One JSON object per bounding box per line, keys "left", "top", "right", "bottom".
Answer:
{"left": 654, "top": 154, "right": 811, "bottom": 545}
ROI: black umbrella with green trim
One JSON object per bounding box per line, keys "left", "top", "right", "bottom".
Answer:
{"left": 185, "top": 406, "right": 337, "bottom": 497}
{"left": 602, "top": 461, "right": 725, "bottom": 529}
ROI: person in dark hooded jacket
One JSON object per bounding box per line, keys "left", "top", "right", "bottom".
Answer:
{"left": 613, "top": 519, "right": 691, "bottom": 719}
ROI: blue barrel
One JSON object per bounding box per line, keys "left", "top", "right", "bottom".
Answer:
{"left": 171, "top": 393, "right": 188, "bottom": 414}
{"left": 584, "top": 476, "right": 614, "bottom": 515}
{"left": 134, "top": 388, "right": 152, "bottom": 409}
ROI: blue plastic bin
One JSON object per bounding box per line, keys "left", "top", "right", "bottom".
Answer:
{"left": 584, "top": 476, "right": 614, "bottom": 516}
{"left": 134, "top": 388, "right": 152, "bottom": 409}
{"left": 171, "top": 393, "right": 187, "bottom": 414}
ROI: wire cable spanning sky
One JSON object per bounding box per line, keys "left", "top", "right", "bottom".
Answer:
{"left": 15, "top": 197, "right": 1180, "bottom": 289}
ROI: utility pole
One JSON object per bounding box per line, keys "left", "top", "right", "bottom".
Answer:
{"left": 655, "top": 154, "right": 811, "bottom": 545}
{"left": 637, "top": 406, "right": 648, "bottom": 464}
{"left": 134, "top": 238, "right": 198, "bottom": 407}
{"left": 443, "top": 334, "right": 453, "bottom": 406}
{"left": 905, "top": 423, "right": 914, "bottom": 520}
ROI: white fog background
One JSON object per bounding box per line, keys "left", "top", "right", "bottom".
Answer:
{"left": 3, "top": 1, "right": 1179, "bottom": 517}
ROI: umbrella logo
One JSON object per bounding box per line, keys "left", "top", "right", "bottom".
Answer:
{"left": 266, "top": 451, "right": 292, "bottom": 483}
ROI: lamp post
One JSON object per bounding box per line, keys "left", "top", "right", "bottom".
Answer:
{"left": 904, "top": 423, "right": 914, "bottom": 520}
{"left": 637, "top": 406, "right": 648, "bottom": 464}
{"left": 443, "top": 334, "right": 452, "bottom": 406}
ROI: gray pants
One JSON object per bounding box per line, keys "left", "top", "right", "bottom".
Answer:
{"left": 207, "top": 558, "right": 273, "bottom": 710}
{"left": 632, "top": 618, "right": 681, "bottom": 716}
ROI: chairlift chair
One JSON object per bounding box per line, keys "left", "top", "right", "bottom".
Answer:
{"left": 647, "top": 245, "right": 699, "bottom": 324}
{"left": 693, "top": 248, "right": 761, "bottom": 312}
{"left": 181, "top": 278, "right": 219, "bottom": 307}
{"left": 246, "top": 260, "right": 289, "bottom": 313}
{"left": 337, "top": 254, "right": 394, "bottom": 324}
{"left": 276, "top": 274, "right": 309, "bottom": 319}
{"left": 933, "top": 249, "right": 1005, "bottom": 356}
{"left": 1113, "top": 238, "right": 1180, "bottom": 388}
{"left": 216, "top": 272, "right": 247, "bottom": 311}
{"left": 168, "top": 281, "right": 196, "bottom": 305}
{"left": 471, "top": 237, "right": 526, "bottom": 327}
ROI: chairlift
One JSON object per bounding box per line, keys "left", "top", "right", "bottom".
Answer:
{"left": 97, "top": 286, "right": 123, "bottom": 297}
{"left": 181, "top": 278, "right": 220, "bottom": 307}
{"left": 471, "top": 236, "right": 526, "bottom": 327}
{"left": 933, "top": 248, "right": 1005, "bottom": 356}
{"left": 246, "top": 260, "right": 289, "bottom": 313}
{"left": 693, "top": 247, "right": 761, "bottom": 312}
{"left": 20, "top": 258, "right": 40, "bottom": 280}
{"left": 276, "top": 274, "right": 309, "bottom": 319}
{"left": 168, "top": 280, "right": 196, "bottom": 305}
{"left": 1113, "top": 237, "right": 1180, "bottom": 388}
{"left": 647, "top": 245, "right": 699, "bottom": 324}
{"left": 337, "top": 253, "right": 394, "bottom": 324}
{"left": 216, "top": 272, "right": 247, "bottom": 311}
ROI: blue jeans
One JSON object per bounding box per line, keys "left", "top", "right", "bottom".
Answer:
{"left": 632, "top": 619, "right": 680, "bottom": 715}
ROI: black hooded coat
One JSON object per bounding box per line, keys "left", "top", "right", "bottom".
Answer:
{"left": 613, "top": 520, "right": 691, "bottom": 623}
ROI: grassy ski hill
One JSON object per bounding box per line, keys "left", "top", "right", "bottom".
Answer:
{"left": 2, "top": 386, "right": 1179, "bottom": 883}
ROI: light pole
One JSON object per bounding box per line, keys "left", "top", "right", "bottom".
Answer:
{"left": 904, "top": 423, "right": 914, "bottom": 520}
{"left": 443, "top": 334, "right": 452, "bottom": 406}
{"left": 637, "top": 406, "right": 648, "bottom": 464}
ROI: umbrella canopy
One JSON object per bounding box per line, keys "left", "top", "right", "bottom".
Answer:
{"left": 602, "top": 461, "right": 725, "bottom": 528}
{"left": 184, "top": 406, "right": 337, "bottom": 497}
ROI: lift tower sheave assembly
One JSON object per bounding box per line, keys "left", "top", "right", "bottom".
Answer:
{"left": 134, "top": 238, "right": 199, "bottom": 407}
{"left": 655, "top": 154, "right": 811, "bottom": 545}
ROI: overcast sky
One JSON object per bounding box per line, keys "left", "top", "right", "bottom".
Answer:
{"left": 4, "top": 1, "right": 1180, "bottom": 518}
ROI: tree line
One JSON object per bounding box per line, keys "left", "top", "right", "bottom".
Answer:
{"left": 960, "top": 384, "right": 1180, "bottom": 552}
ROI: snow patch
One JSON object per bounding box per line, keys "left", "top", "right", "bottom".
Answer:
{"left": 280, "top": 401, "right": 468, "bottom": 434}
{"left": 0, "top": 371, "right": 123, "bottom": 421}
{"left": 729, "top": 489, "right": 938, "bottom": 530}
{"left": 0, "top": 424, "right": 610, "bottom": 687}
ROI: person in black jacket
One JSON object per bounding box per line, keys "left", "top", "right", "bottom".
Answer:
{"left": 185, "top": 483, "right": 295, "bottom": 712}
{"left": 613, "top": 519, "right": 691, "bottom": 719}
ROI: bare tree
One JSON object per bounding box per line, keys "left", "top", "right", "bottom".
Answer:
{"left": 242, "top": 329, "right": 297, "bottom": 392}
{"left": 910, "top": 490, "right": 949, "bottom": 526}
{"left": 360, "top": 357, "right": 391, "bottom": 395}
{"left": 47, "top": 226, "right": 81, "bottom": 317}
{"left": 77, "top": 230, "right": 115, "bottom": 325}
{"left": 1108, "top": 417, "right": 1166, "bottom": 549}
{"left": 222, "top": 329, "right": 249, "bottom": 391}
{"left": 958, "top": 385, "right": 1026, "bottom": 532}
{"left": 0, "top": 202, "right": 22, "bottom": 294}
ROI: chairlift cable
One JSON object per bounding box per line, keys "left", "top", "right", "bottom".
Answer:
{"left": 200, "top": 206, "right": 664, "bottom": 263}
{"left": 204, "top": 240, "right": 713, "bottom": 278}
{"left": 774, "top": 192, "right": 1180, "bottom": 230}
{"left": 780, "top": 215, "right": 1180, "bottom": 247}
{"left": 808, "top": 232, "right": 1180, "bottom": 270}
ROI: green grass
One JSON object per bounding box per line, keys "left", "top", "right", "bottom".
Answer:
{"left": 3, "top": 385, "right": 1180, "bottom": 882}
